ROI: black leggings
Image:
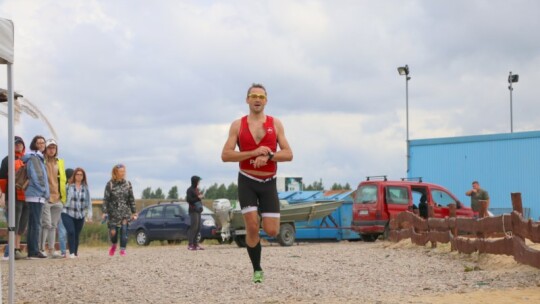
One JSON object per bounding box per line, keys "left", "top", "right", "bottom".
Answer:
{"left": 188, "top": 212, "right": 201, "bottom": 246}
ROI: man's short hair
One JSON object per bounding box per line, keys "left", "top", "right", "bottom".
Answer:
{"left": 472, "top": 181, "right": 479, "bottom": 185}
{"left": 247, "top": 83, "right": 267, "bottom": 96}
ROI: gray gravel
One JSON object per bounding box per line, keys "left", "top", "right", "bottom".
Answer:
{"left": 1, "top": 240, "right": 539, "bottom": 303}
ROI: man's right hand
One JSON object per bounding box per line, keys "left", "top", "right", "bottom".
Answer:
{"left": 252, "top": 146, "right": 271, "bottom": 157}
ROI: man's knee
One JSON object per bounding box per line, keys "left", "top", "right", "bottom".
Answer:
{"left": 264, "top": 226, "right": 278, "bottom": 237}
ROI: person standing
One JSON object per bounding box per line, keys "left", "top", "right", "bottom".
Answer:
{"left": 221, "top": 83, "right": 293, "bottom": 283}
{"left": 101, "top": 164, "right": 136, "bottom": 257}
{"left": 0, "top": 136, "right": 29, "bottom": 260}
{"left": 465, "top": 181, "right": 490, "bottom": 218}
{"left": 185, "top": 175, "right": 204, "bottom": 251}
{"left": 22, "top": 135, "right": 49, "bottom": 259}
{"left": 57, "top": 168, "right": 75, "bottom": 258}
{"left": 40, "top": 139, "right": 66, "bottom": 258}
{"left": 61, "top": 168, "right": 92, "bottom": 258}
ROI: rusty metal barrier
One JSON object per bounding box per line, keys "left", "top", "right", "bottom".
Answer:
{"left": 389, "top": 192, "right": 540, "bottom": 269}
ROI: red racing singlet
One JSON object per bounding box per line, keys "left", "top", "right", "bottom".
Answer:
{"left": 238, "top": 115, "right": 277, "bottom": 176}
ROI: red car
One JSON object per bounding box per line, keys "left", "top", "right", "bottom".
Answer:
{"left": 351, "top": 176, "right": 475, "bottom": 241}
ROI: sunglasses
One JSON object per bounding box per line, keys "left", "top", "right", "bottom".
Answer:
{"left": 248, "top": 93, "right": 266, "bottom": 100}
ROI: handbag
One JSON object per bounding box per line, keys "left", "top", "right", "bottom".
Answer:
{"left": 194, "top": 201, "right": 203, "bottom": 213}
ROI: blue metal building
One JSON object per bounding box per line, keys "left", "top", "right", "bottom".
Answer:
{"left": 409, "top": 130, "right": 540, "bottom": 220}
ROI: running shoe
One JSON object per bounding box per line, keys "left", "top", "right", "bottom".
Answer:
{"left": 187, "top": 245, "right": 196, "bottom": 251}
{"left": 108, "top": 244, "right": 117, "bottom": 256}
{"left": 252, "top": 271, "right": 264, "bottom": 283}
{"left": 69, "top": 253, "right": 76, "bottom": 259}
{"left": 120, "top": 249, "right": 126, "bottom": 257}
{"left": 27, "top": 252, "right": 47, "bottom": 259}
{"left": 15, "top": 249, "right": 27, "bottom": 260}
{"left": 196, "top": 245, "right": 204, "bottom": 250}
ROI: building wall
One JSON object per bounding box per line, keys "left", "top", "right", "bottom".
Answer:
{"left": 409, "top": 131, "right": 540, "bottom": 220}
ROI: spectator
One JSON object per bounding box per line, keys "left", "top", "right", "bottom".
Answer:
{"left": 61, "top": 167, "right": 92, "bottom": 258}
{"left": 418, "top": 194, "right": 428, "bottom": 219}
{"left": 101, "top": 164, "right": 136, "bottom": 257}
{"left": 57, "top": 168, "right": 75, "bottom": 257}
{"left": 22, "top": 135, "right": 49, "bottom": 259}
{"left": 40, "top": 139, "right": 66, "bottom": 258}
{"left": 186, "top": 175, "right": 204, "bottom": 250}
{"left": 0, "top": 136, "right": 29, "bottom": 260}
{"left": 465, "top": 181, "right": 490, "bottom": 217}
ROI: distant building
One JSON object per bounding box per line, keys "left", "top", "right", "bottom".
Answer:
{"left": 409, "top": 130, "right": 540, "bottom": 220}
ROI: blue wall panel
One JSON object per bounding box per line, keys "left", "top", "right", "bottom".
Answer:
{"left": 410, "top": 131, "right": 540, "bottom": 220}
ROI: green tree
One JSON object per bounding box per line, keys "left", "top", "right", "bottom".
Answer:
{"left": 142, "top": 187, "right": 153, "bottom": 199}
{"left": 216, "top": 184, "right": 227, "bottom": 198}
{"left": 154, "top": 188, "right": 165, "bottom": 199}
{"left": 226, "top": 182, "right": 238, "bottom": 200}
{"left": 167, "top": 186, "right": 179, "bottom": 199}
{"left": 204, "top": 183, "right": 219, "bottom": 199}
{"left": 344, "top": 182, "right": 351, "bottom": 190}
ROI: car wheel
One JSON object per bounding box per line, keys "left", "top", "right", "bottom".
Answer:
{"left": 361, "top": 234, "right": 377, "bottom": 242}
{"left": 217, "top": 238, "right": 234, "bottom": 244}
{"left": 234, "top": 235, "right": 247, "bottom": 248}
{"left": 276, "top": 223, "right": 295, "bottom": 246}
{"left": 136, "top": 229, "right": 150, "bottom": 246}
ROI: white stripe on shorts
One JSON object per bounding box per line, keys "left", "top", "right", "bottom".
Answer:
{"left": 261, "top": 212, "right": 280, "bottom": 218}
{"left": 241, "top": 206, "right": 258, "bottom": 214}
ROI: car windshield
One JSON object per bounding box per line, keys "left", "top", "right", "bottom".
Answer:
{"left": 356, "top": 185, "right": 377, "bottom": 204}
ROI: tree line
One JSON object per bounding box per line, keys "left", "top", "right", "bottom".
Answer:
{"left": 141, "top": 181, "right": 351, "bottom": 200}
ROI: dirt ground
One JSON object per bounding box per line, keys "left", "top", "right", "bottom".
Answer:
{"left": 1, "top": 239, "right": 539, "bottom": 303}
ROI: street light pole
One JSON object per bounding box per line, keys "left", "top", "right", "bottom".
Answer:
{"left": 398, "top": 65, "right": 411, "bottom": 172}
{"left": 508, "top": 71, "right": 519, "bottom": 133}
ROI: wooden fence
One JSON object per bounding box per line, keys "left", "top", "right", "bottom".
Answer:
{"left": 389, "top": 193, "right": 540, "bottom": 269}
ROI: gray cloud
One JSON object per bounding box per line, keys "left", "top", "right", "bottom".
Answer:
{"left": 1, "top": 0, "right": 539, "bottom": 197}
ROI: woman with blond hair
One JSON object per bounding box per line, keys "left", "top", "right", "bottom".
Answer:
{"left": 61, "top": 167, "right": 92, "bottom": 258}
{"left": 101, "top": 164, "right": 136, "bottom": 257}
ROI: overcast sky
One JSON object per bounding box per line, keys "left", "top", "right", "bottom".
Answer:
{"left": 1, "top": 0, "right": 539, "bottom": 198}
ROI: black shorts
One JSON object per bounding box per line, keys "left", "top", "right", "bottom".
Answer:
{"left": 237, "top": 172, "right": 280, "bottom": 218}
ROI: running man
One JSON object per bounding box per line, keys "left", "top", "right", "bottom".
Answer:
{"left": 221, "top": 83, "right": 293, "bottom": 283}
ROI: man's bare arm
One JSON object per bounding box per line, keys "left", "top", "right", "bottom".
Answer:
{"left": 272, "top": 118, "right": 293, "bottom": 162}
{"left": 221, "top": 120, "right": 271, "bottom": 162}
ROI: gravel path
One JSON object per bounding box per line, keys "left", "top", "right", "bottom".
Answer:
{"left": 1, "top": 240, "right": 539, "bottom": 303}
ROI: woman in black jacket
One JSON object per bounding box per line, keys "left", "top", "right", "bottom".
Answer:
{"left": 186, "top": 175, "right": 203, "bottom": 250}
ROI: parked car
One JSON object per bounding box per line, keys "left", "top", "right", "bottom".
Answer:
{"left": 128, "top": 201, "right": 219, "bottom": 246}
{"left": 351, "top": 176, "right": 475, "bottom": 242}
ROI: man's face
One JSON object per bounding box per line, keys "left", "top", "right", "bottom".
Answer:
{"left": 472, "top": 183, "right": 480, "bottom": 190}
{"left": 246, "top": 87, "right": 267, "bottom": 114}
{"left": 46, "top": 145, "right": 57, "bottom": 157}
{"left": 15, "top": 142, "right": 24, "bottom": 153}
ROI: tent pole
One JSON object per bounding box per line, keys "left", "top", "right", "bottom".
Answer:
{"left": 7, "top": 62, "right": 15, "bottom": 304}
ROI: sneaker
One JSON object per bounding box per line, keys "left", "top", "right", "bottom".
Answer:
{"left": 15, "top": 249, "right": 27, "bottom": 260}
{"left": 120, "top": 249, "right": 126, "bottom": 257}
{"left": 252, "top": 270, "right": 264, "bottom": 283}
{"left": 69, "top": 253, "right": 76, "bottom": 259}
{"left": 2, "top": 256, "right": 8, "bottom": 261}
{"left": 108, "top": 244, "right": 117, "bottom": 256}
{"left": 196, "top": 245, "right": 204, "bottom": 250}
{"left": 50, "top": 251, "right": 63, "bottom": 259}
{"left": 187, "top": 245, "right": 196, "bottom": 251}
{"left": 39, "top": 250, "right": 48, "bottom": 258}
{"left": 28, "top": 252, "right": 47, "bottom": 259}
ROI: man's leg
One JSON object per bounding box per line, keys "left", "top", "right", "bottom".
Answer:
{"left": 261, "top": 217, "right": 279, "bottom": 238}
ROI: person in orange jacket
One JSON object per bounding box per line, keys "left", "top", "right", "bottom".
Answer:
{"left": 0, "top": 136, "right": 29, "bottom": 259}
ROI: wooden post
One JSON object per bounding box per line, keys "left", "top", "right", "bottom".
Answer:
{"left": 479, "top": 200, "right": 489, "bottom": 218}
{"left": 428, "top": 205, "right": 437, "bottom": 248}
{"left": 448, "top": 203, "right": 457, "bottom": 238}
{"left": 511, "top": 193, "right": 523, "bottom": 215}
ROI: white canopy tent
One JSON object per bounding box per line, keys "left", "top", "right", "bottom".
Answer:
{"left": 0, "top": 17, "right": 16, "bottom": 304}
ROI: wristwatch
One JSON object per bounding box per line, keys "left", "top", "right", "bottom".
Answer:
{"left": 267, "top": 151, "right": 274, "bottom": 161}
